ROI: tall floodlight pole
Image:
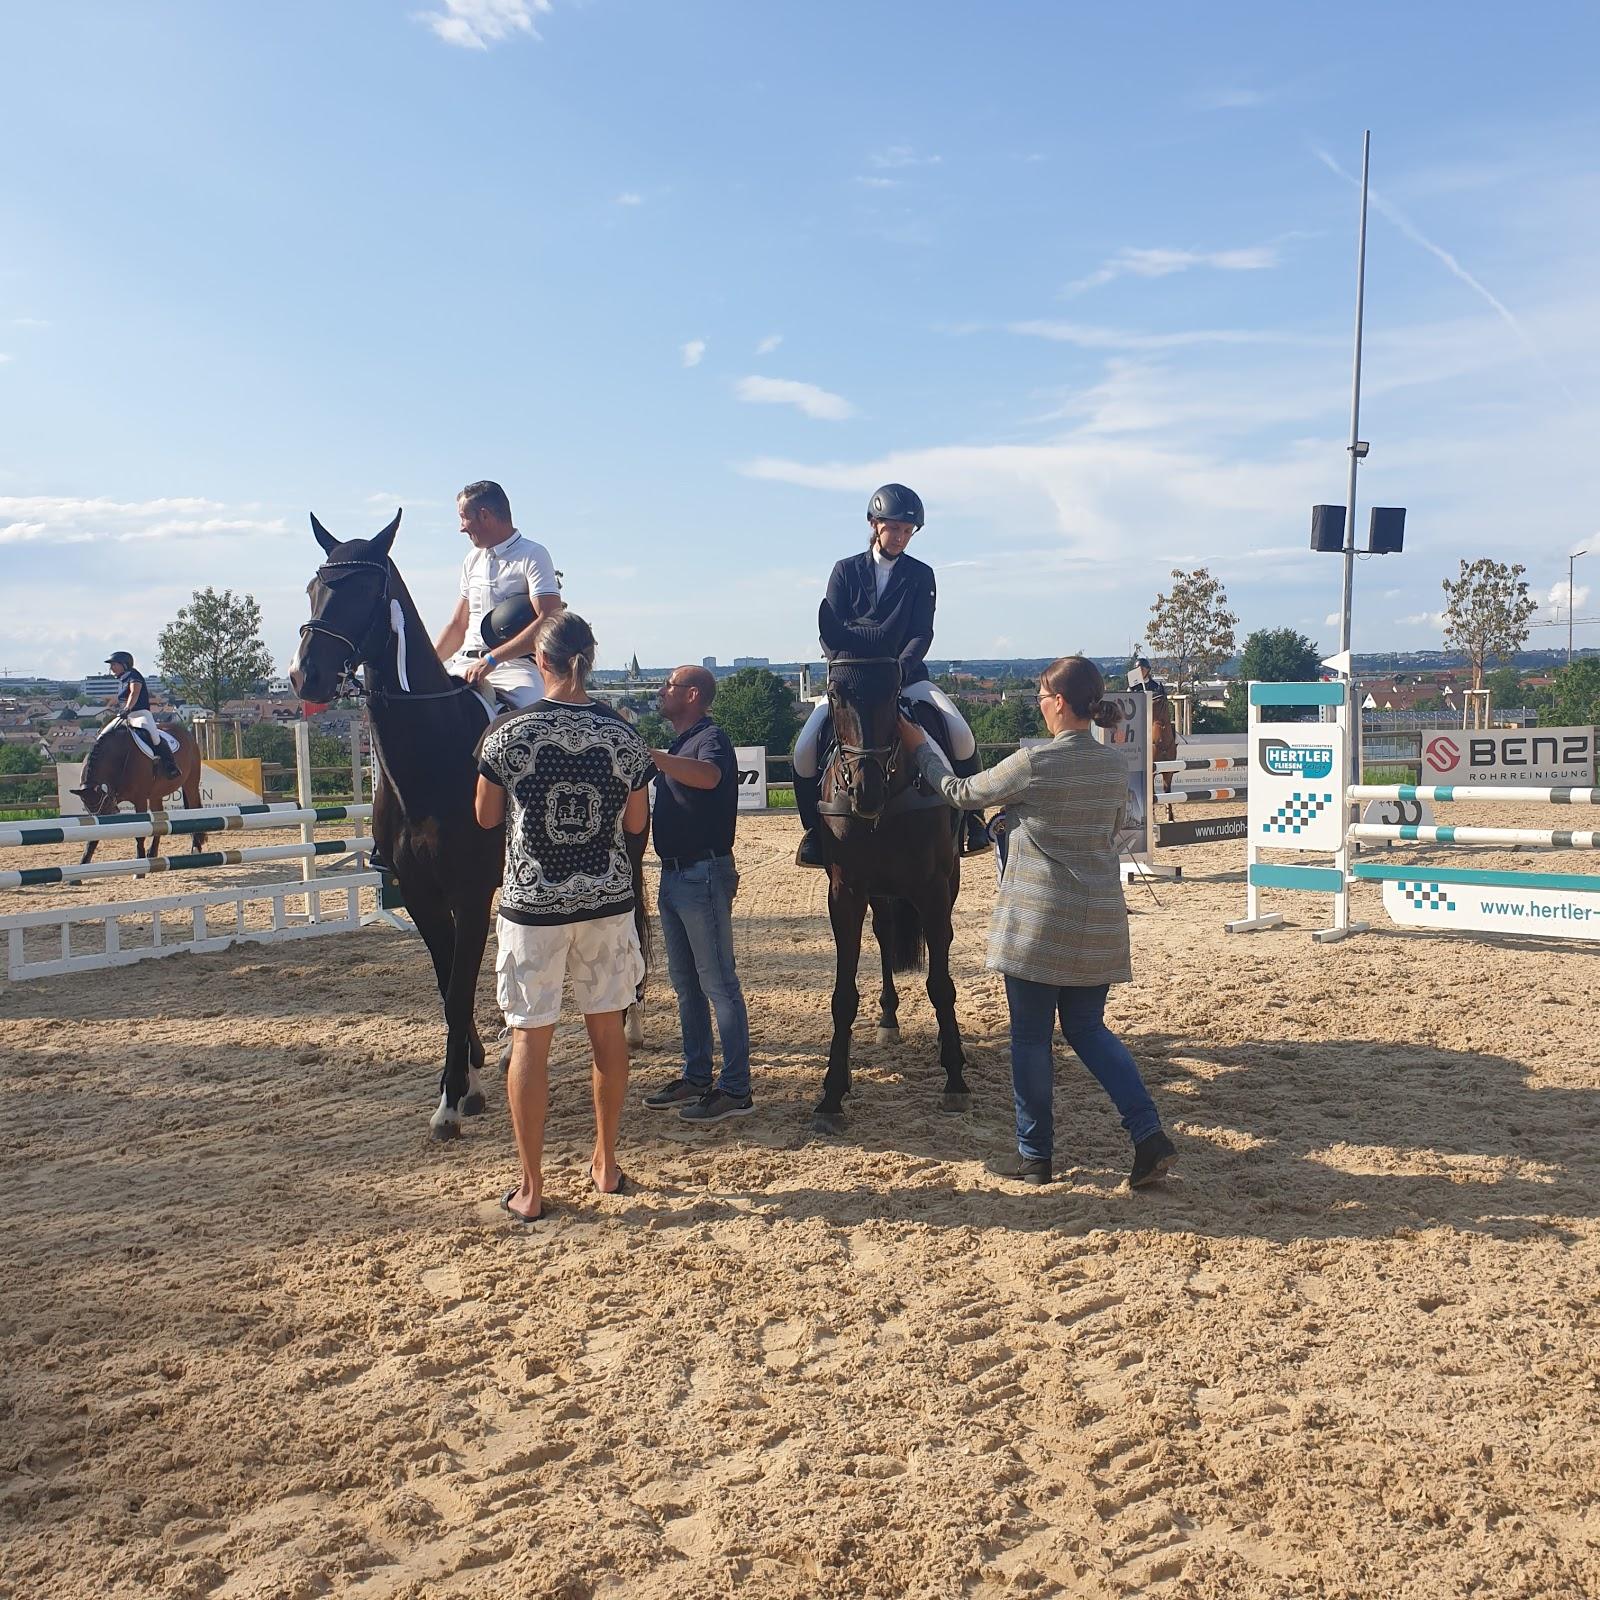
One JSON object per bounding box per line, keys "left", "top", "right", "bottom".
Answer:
{"left": 1337, "top": 131, "right": 1372, "bottom": 670}
{"left": 1571, "top": 549, "right": 1588, "bottom": 666}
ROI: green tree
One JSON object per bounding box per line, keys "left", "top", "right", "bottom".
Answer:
{"left": 243, "top": 721, "right": 295, "bottom": 767}
{"left": 632, "top": 709, "right": 673, "bottom": 748}
{"left": 0, "top": 742, "right": 52, "bottom": 804}
{"left": 1440, "top": 558, "right": 1538, "bottom": 690}
{"left": 1145, "top": 568, "right": 1238, "bottom": 694}
{"left": 710, "top": 668, "right": 800, "bottom": 754}
{"left": 1219, "top": 628, "right": 1322, "bottom": 727}
{"left": 157, "top": 587, "right": 277, "bottom": 713}
{"left": 1545, "top": 658, "right": 1600, "bottom": 726}
{"left": 1482, "top": 665, "right": 1525, "bottom": 708}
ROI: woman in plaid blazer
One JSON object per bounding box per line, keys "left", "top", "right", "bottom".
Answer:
{"left": 899, "top": 656, "right": 1177, "bottom": 1191}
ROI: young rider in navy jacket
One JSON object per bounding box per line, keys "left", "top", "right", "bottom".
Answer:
{"left": 792, "top": 484, "right": 987, "bottom": 867}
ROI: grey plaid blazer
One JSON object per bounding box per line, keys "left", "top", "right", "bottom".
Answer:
{"left": 913, "top": 730, "right": 1132, "bottom": 987}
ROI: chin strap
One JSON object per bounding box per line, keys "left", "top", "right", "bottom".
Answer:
{"left": 390, "top": 598, "right": 410, "bottom": 692}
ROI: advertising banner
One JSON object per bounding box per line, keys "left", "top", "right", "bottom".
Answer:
{"left": 1418, "top": 727, "right": 1595, "bottom": 786}
{"left": 1155, "top": 814, "right": 1248, "bottom": 848}
{"left": 1380, "top": 874, "right": 1600, "bottom": 942}
{"left": 56, "top": 758, "right": 265, "bottom": 814}
{"left": 1245, "top": 726, "right": 1347, "bottom": 854}
{"left": 734, "top": 746, "right": 768, "bottom": 811}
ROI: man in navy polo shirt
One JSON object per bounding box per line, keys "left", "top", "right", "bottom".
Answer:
{"left": 640, "top": 665, "right": 755, "bottom": 1123}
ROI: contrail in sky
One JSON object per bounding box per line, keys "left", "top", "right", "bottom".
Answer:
{"left": 1313, "top": 145, "right": 1577, "bottom": 404}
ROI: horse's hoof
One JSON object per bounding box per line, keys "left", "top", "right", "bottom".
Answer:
{"left": 461, "top": 1091, "right": 487, "bottom": 1117}
{"left": 875, "top": 1026, "right": 899, "bottom": 1046}
{"left": 938, "top": 1091, "right": 972, "bottom": 1114}
{"left": 429, "top": 1109, "right": 462, "bottom": 1142}
{"left": 811, "top": 1110, "right": 846, "bottom": 1135}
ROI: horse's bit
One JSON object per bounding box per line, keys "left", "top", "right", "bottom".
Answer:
{"left": 827, "top": 655, "right": 903, "bottom": 825}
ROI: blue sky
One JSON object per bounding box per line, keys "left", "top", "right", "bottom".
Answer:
{"left": 3, "top": 0, "right": 1598, "bottom": 679}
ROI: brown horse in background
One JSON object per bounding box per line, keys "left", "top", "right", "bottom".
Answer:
{"left": 1150, "top": 689, "right": 1179, "bottom": 820}
{"left": 72, "top": 719, "right": 207, "bottom": 864}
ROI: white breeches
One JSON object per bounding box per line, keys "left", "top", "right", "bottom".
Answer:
{"left": 447, "top": 654, "right": 544, "bottom": 710}
{"left": 792, "top": 679, "right": 975, "bottom": 778}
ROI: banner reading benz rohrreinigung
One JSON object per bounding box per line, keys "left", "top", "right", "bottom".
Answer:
{"left": 1418, "top": 727, "right": 1596, "bottom": 786}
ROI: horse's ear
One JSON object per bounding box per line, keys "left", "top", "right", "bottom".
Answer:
{"left": 310, "top": 513, "right": 339, "bottom": 554}
{"left": 371, "top": 508, "right": 401, "bottom": 557}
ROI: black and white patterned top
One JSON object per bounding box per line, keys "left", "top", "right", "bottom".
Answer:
{"left": 477, "top": 698, "right": 651, "bottom": 927}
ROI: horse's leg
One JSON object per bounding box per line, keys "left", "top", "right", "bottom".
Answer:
{"left": 813, "top": 875, "right": 867, "bottom": 1134}
{"left": 435, "top": 893, "right": 493, "bottom": 1136}
{"left": 870, "top": 895, "right": 900, "bottom": 1046}
{"left": 624, "top": 1003, "right": 645, "bottom": 1047}
{"left": 1161, "top": 770, "right": 1175, "bottom": 823}
{"left": 183, "top": 755, "right": 205, "bottom": 853}
{"left": 403, "top": 877, "right": 463, "bottom": 1137}
{"left": 921, "top": 869, "right": 970, "bottom": 1113}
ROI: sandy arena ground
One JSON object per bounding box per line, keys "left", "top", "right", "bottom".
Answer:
{"left": 1, "top": 807, "right": 1597, "bottom": 1599}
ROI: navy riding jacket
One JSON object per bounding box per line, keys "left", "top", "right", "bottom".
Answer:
{"left": 818, "top": 550, "right": 937, "bottom": 687}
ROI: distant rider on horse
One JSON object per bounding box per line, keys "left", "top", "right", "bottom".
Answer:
{"left": 432, "top": 479, "right": 562, "bottom": 710}
{"left": 792, "top": 483, "right": 989, "bottom": 868}
{"left": 100, "top": 651, "right": 181, "bottom": 779}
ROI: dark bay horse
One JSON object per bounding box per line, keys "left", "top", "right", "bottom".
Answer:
{"left": 289, "top": 509, "right": 649, "bottom": 1141}
{"left": 73, "top": 720, "right": 206, "bottom": 864}
{"left": 809, "top": 651, "right": 970, "bottom": 1135}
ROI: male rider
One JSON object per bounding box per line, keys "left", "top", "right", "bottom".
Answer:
{"left": 432, "top": 480, "right": 562, "bottom": 710}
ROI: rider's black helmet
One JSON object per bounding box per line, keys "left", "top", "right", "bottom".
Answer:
{"left": 106, "top": 651, "right": 134, "bottom": 670}
{"left": 481, "top": 597, "right": 536, "bottom": 652}
{"left": 866, "top": 484, "right": 924, "bottom": 529}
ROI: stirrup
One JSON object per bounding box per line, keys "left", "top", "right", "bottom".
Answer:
{"left": 794, "top": 828, "right": 828, "bottom": 870}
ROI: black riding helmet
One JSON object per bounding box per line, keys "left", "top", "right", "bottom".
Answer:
{"left": 481, "top": 597, "right": 537, "bottom": 653}
{"left": 106, "top": 651, "right": 134, "bottom": 670}
{"left": 867, "top": 483, "right": 924, "bottom": 529}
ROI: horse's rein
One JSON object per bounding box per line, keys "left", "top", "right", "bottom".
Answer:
{"left": 826, "top": 654, "right": 904, "bottom": 822}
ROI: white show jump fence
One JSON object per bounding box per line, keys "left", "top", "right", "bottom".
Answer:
{"left": 1149, "top": 742, "right": 1249, "bottom": 853}
{"left": 1226, "top": 681, "right": 1600, "bottom": 944}
{"left": 0, "top": 722, "right": 392, "bottom": 981}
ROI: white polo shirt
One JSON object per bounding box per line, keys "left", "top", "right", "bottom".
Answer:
{"left": 453, "top": 530, "right": 559, "bottom": 703}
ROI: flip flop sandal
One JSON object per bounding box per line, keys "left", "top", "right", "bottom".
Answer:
{"left": 593, "top": 1171, "right": 630, "bottom": 1196}
{"left": 501, "top": 1187, "right": 547, "bottom": 1223}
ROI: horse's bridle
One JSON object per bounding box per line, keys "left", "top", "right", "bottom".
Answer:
{"left": 300, "top": 558, "right": 471, "bottom": 705}
{"left": 827, "top": 654, "right": 902, "bottom": 824}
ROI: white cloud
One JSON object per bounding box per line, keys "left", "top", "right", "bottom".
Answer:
{"left": 1324, "top": 612, "right": 1341, "bottom": 627}
{"left": 420, "top": 0, "right": 549, "bottom": 50}
{"left": 1010, "top": 320, "right": 1304, "bottom": 353}
{"left": 614, "top": 191, "right": 643, "bottom": 207}
{"left": 755, "top": 334, "right": 783, "bottom": 356}
{"left": 0, "top": 496, "right": 288, "bottom": 547}
{"left": 1066, "top": 243, "right": 1281, "bottom": 295}
{"left": 735, "top": 376, "right": 855, "bottom": 421}
{"left": 855, "top": 175, "right": 898, "bottom": 190}
{"left": 1545, "top": 578, "right": 1592, "bottom": 613}
{"left": 9, "top": 316, "right": 49, "bottom": 329}
{"left": 869, "top": 145, "right": 941, "bottom": 170}
{"left": 1399, "top": 611, "right": 1446, "bottom": 629}
{"left": 680, "top": 339, "right": 706, "bottom": 369}
{"left": 1194, "top": 87, "right": 1274, "bottom": 111}
{"left": 0, "top": 353, "right": 12, "bottom": 364}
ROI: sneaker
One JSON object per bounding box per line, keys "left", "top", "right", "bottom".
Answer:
{"left": 679, "top": 1087, "right": 756, "bottom": 1124}
{"left": 642, "top": 1078, "right": 709, "bottom": 1111}
{"left": 1129, "top": 1130, "right": 1178, "bottom": 1189}
{"left": 985, "top": 1151, "right": 1052, "bottom": 1186}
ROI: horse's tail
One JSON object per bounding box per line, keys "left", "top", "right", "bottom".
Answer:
{"left": 882, "top": 896, "right": 926, "bottom": 975}
{"left": 627, "top": 829, "right": 652, "bottom": 996}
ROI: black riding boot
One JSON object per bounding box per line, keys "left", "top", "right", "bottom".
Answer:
{"left": 158, "top": 744, "right": 181, "bottom": 780}
{"left": 793, "top": 774, "right": 828, "bottom": 869}
{"left": 951, "top": 750, "right": 991, "bottom": 856}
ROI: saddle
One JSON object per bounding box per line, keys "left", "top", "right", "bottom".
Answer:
{"left": 816, "top": 696, "right": 958, "bottom": 819}
{"left": 110, "top": 716, "right": 179, "bottom": 762}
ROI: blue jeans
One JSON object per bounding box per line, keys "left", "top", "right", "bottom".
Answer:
{"left": 1003, "top": 976, "right": 1161, "bottom": 1162}
{"left": 658, "top": 856, "right": 751, "bottom": 1097}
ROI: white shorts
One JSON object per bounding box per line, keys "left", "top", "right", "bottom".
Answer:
{"left": 495, "top": 911, "right": 644, "bottom": 1029}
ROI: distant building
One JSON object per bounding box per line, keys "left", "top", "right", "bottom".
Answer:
{"left": 732, "top": 656, "right": 769, "bottom": 670}
{"left": 702, "top": 656, "right": 717, "bottom": 671}
{"left": 81, "top": 673, "right": 168, "bottom": 701}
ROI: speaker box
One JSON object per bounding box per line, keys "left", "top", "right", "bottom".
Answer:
{"left": 1368, "top": 506, "right": 1406, "bottom": 554}
{"left": 1311, "top": 504, "right": 1346, "bottom": 553}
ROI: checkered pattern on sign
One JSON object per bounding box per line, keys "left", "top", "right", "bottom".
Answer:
{"left": 1398, "top": 880, "right": 1456, "bottom": 913}
{"left": 1261, "top": 792, "right": 1334, "bottom": 835}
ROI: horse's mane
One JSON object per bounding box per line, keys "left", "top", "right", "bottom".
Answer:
{"left": 79, "top": 726, "right": 125, "bottom": 790}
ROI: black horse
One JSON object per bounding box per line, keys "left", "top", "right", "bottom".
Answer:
{"left": 290, "top": 510, "right": 504, "bottom": 1139}
{"left": 809, "top": 651, "right": 970, "bottom": 1134}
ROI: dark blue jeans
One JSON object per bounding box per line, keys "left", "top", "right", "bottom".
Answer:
{"left": 1003, "top": 976, "right": 1161, "bottom": 1162}
{"left": 659, "top": 856, "right": 751, "bottom": 1097}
